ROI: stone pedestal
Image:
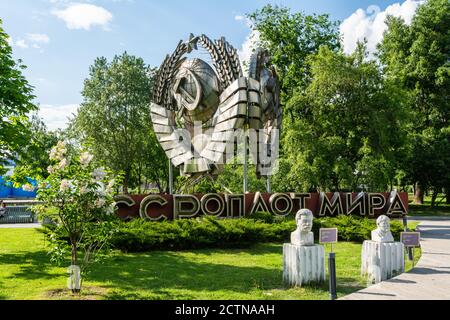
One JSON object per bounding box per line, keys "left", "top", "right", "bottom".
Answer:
{"left": 67, "top": 265, "right": 81, "bottom": 291}
{"left": 283, "top": 244, "right": 325, "bottom": 287}
{"left": 361, "top": 241, "right": 404, "bottom": 284}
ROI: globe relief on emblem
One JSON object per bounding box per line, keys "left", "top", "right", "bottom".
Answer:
{"left": 150, "top": 34, "right": 282, "bottom": 180}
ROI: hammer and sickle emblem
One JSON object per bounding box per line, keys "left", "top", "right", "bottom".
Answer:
{"left": 173, "top": 69, "right": 203, "bottom": 112}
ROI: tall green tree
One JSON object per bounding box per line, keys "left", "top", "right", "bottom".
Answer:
{"left": 248, "top": 5, "right": 342, "bottom": 192}
{"left": 0, "top": 19, "right": 36, "bottom": 173}
{"left": 248, "top": 5, "right": 341, "bottom": 115}
{"left": 272, "top": 44, "right": 409, "bottom": 192}
{"left": 378, "top": 0, "right": 450, "bottom": 205}
{"left": 70, "top": 53, "right": 168, "bottom": 193}
{"left": 10, "top": 114, "right": 59, "bottom": 185}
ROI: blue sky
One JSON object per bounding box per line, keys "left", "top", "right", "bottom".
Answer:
{"left": 0, "top": 0, "right": 423, "bottom": 130}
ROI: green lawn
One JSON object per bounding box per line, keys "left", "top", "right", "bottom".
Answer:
{"left": 408, "top": 194, "right": 450, "bottom": 217}
{"left": 0, "top": 228, "right": 420, "bottom": 300}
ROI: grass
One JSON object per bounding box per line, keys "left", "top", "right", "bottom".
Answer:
{"left": 408, "top": 194, "right": 450, "bottom": 217}
{"left": 409, "top": 205, "right": 450, "bottom": 216}
{"left": 0, "top": 227, "right": 421, "bottom": 300}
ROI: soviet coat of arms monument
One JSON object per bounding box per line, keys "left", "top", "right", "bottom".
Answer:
{"left": 150, "top": 33, "right": 281, "bottom": 183}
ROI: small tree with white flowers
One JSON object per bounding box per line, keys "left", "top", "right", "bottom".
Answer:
{"left": 34, "top": 141, "right": 120, "bottom": 294}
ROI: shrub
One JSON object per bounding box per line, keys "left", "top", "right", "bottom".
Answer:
{"left": 106, "top": 214, "right": 412, "bottom": 253}
{"left": 110, "top": 217, "right": 295, "bottom": 252}
{"left": 312, "top": 215, "right": 407, "bottom": 242}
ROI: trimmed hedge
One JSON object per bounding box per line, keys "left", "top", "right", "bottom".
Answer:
{"left": 313, "top": 215, "right": 407, "bottom": 243}
{"left": 110, "top": 217, "right": 294, "bottom": 252}
{"left": 109, "top": 214, "right": 410, "bottom": 253}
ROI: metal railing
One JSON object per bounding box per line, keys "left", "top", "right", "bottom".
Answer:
{"left": 0, "top": 206, "right": 36, "bottom": 224}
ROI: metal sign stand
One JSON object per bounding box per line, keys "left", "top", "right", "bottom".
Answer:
{"left": 243, "top": 82, "right": 249, "bottom": 195}
{"left": 243, "top": 134, "right": 248, "bottom": 194}
{"left": 328, "top": 243, "right": 337, "bottom": 300}
{"left": 403, "top": 215, "right": 414, "bottom": 261}
{"left": 169, "top": 160, "right": 174, "bottom": 194}
{"left": 404, "top": 246, "right": 415, "bottom": 268}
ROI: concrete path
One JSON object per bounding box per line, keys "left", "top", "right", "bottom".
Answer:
{"left": 0, "top": 223, "right": 41, "bottom": 229}
{"left": 341, "top": 217, "right": 450, "bottom": 300}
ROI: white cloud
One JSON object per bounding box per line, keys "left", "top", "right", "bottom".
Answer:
{"left": 236, "top": 16, "right": 260, "bottom": 71}
{"left": 239, "top": 29, "right": 260, "bottom": 69}
{"left": 340, "top": 0, "right": 424, "bottom": 55}
{"left": 38, "top": 104, "right": 79, "bottom": 131}
{"left": 15, "top": 39, "right": 28, "bottom": 49}
{"left": 8, "top": 34, "right": 50, "bottom": 50}
{"left": 26, "top": 33, "right": 50, "bottom": 44}
{"left": 51, "top": 3, "right": 113, "bottom": 31}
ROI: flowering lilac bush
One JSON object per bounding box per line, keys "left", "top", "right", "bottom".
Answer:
{"left": 34, "top": 141, "right": 120, "bottom": 293}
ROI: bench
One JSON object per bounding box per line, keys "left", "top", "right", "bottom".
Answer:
{"left": 0, "top": 206, "right": 36, "bottom": 224}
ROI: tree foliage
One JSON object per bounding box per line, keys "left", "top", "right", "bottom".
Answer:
{"left": 10, "top": 114, "right": 59, "bottom": 185}
{"left": 0, "top": 19, "right": 36, "bottom": 172}
{"left": 378, "top": 0, "right": 450, "bottom": 205}
{"left": 272, "top": 45, "right": 409, "bottom": 192}
{"left": 248, "top": 4, "right": 341, "bottom": 111}
{"left": 69, "top": 52, "right": 168, "bottom": 193}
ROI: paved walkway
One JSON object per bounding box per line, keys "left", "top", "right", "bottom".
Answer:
{"left": 0, "top": 223, "right": 41, "bottom": 229}
{"left": 341, "top": 217, "right": 450, "bottom": 300}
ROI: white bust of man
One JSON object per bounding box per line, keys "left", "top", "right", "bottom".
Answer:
{"left": 291, "top": 209, "right": 315, "bottom": 246}
{"left": 371, "top": 215, "right": 394, "bottom": 243}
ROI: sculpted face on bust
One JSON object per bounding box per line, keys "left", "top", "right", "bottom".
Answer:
{"left": 298, "top": 211, "right": 313, "bottom": 233}
{"left": 372, "top": 215, "right": 394, "bottom": 242}
{"left": 291, "top": 209, "right": 315, "bottom": 246}
{"left": 377, "top": 216, "right": 390, "bottom": 235}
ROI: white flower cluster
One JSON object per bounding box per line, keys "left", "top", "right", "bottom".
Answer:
{"left": 44, "top": 142, "right": 118, "bottom": 213}
{"left": 80, "top": 152, "right": 94, "bottom": 167}
{"left": 95, "top": 198, "right": 106, "bottom": 208}
{"left": 60, "top": 179, "right": 74, "bottom": 192}
{"left": 80, "top": 186, "right": 89, "bottom": 195}
{"left": 106, "top": 179, "right": 115, "bottom": 194}
{"left": 93, "top": 179, "right": 115, "bottom": 209}
{"left": 49, "top": 141, "right": 67, "bottom": 161}
{"left": 49, "top": 141, "right": 69, "bottom": 173}
{"left": 92, "top": 167, "right": 107, "bottom": 181}
{"left": 22, "top": 184, "right": 35, "bottom": 192}
{"left": 57, "top": 158, "right": 69, "bottom": 170}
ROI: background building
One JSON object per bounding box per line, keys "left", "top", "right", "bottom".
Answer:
{"left": 0, "top": 160, "right": 37, "bottom": 199}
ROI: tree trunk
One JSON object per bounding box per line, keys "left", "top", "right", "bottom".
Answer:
{"left": 70, "top": 242, "right": 81, "bottom": 294}
{"left": 123, "top": 175, "right": 129, "bottom": 194}
{"left": 446, "top": 188, "right": 450, "bottom": 205}
{"left": 431, "top": 190, "right": 438, "bottom": 208}
{"left": 71, "top": 243, "right": 77, "bottom": 266}
{"left": 123, "top": 170, "right": 132, "bottom": 194}
{"left": 156, "top": 181, "right": 162, "bottom": 194}
{"left": 414, "top": 182, "right": 424, "bottom": 205}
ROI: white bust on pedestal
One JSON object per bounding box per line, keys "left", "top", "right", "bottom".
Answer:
{"left": 291, "top": 209, "right": 315, "bottom": 246}
{"left": 283, "top": 209, "right": 325, "bottom": 287}
{"left": 362, "top": 215, "right": 404, "bottom": 284}
{"left": 371, "top": 215, "right": 394, "bottom": 243}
